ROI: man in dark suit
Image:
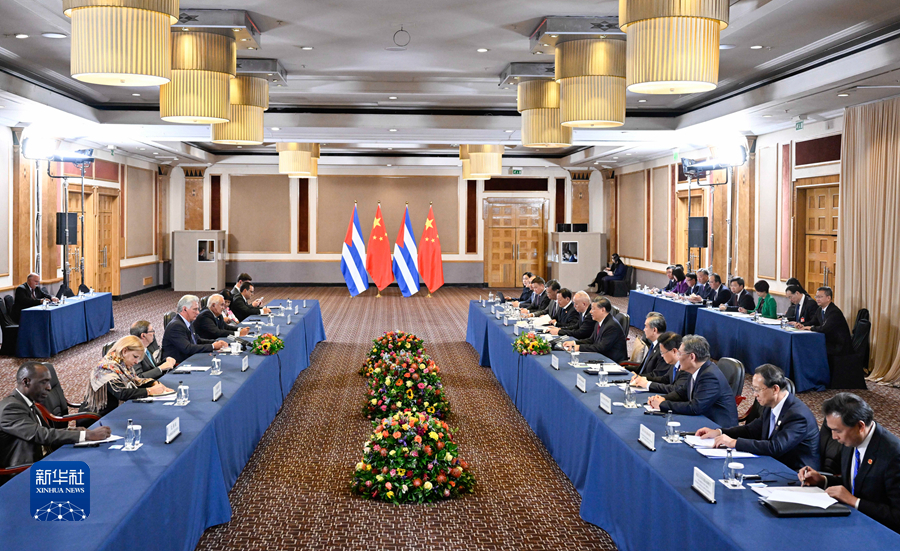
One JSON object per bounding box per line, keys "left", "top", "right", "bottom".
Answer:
{"left": 1, "top": 363, "right": 109, "bottom": 471}
{"left": 161, "top": 295, "right": 229, "bottom": 365}
{"left": 707, "top": 273, "right": 732, "bottom": 307}
{"left": 799, "top": 393, "right": 900, "bottom": 533}
{"left": 631, "top": 333, "right": 690, "bottom": 394}
{"left": 521, "top": 277, "right": 550, "bottom": 315}
{"left": 546, "top": 291, "right": 596, "bottom": 339}
{"left": 195, "top": 294, "right": 251, "bottom": 340}
{"left": 231, "top": 272, "right": 252, "bottom": 299}
{"left": 648, "top": 335, "right": 739, "bottom": 428}
{"left": 697, "top": 364, "right": 820, "bottom": 471}
{"left": 547, "top": 288, "right": 579, "bottom": 327}
{"left": 628, "top": 314, "right": 668, "bottom": 376}
{"left": 785, "top": 285, "right": 817, "bottom": 325}
{"left": 130, "top": 320, "right": 176, "bottom": 379}
{"left": 10, "top": 273, "right": 58, "bottom": 322}
{"left": 661, "top": 266, "right": 676, "bottom": 293}
{"left": 720, "top": 276, "right": 755, "bottom": 312}
{"left": 526, "top": 280, "right": 560, "bottom": 319}
{"left": 563, "top": 296, "right": 628, "bottom": 363}
{"left": 797, "top": 286, "right": 862, "bottom": 388}
{"left": 231, "top": 282, "right": 271, "bottom": 322}
{"left": 502, "top": 272, "right": 534, "bottom": 306}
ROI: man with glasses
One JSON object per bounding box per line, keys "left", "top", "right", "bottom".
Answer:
{"left": 231, "top": 282, "right": 271, "bottom": 322}
{"left": 161, "top": 295, "right": 229, "bottom": 365}
{"left": 630, "top": 332, "right": 691, "bottom": 394}
{"left": 695, "top": 364, "right": 819, "bottom": 471}
{"left": 130, "top": 320, "right": 176, "bottom": 379}
{"left": 647, "top": 335, "right": 738, "bottom": 428}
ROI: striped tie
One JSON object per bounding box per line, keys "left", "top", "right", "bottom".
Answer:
{"left": 852, "top": 449, "right": 861, "bottom": 495}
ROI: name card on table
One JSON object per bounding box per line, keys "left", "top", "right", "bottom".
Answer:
{"left": 294, "top": 305, "right": 299, "bottom": 315}
{"left": 639, "top": 424, "right": 656, "bottom": 451}
{"left": 551, "top": 355, "right": 559, "bottom": 370}
{"left": 692, "top": 467, "right": 717, "bottom": 503}
{"left": 302, "top": 300, "right": 307, "bottom": 309}
{"left": 491, "top": 304, "right": 496, "bottom": 314}
{"left": 275, "top": 325, "right": 281, "bottom": 337}
{"left": 212, "top": 381, "right": 222, "bottom": 402}
{"left": 481, "top": 299, "right": 486, "bottom": 307}
{"left": 576, "top": 373, "right": 587, "bottom": 393}
{"left": 495, "top": 311, "right": 501, "bottom": 320}
{"left": 513, "top": 324, "right": 519, "bottom": 335}
{"left": 241, "top": 356, "right": 250, "bottom": 372}
{"left": 165, "top": 417, "right": 181, "bottom": 444}
{"left": 286, "top": 314, "right": 292, "bottom": 325}
{"left": 503, "top": 316, "right": 509, "bottom": 326}
{"left": 599, "top": 393, "right": 612, "bottom": 414}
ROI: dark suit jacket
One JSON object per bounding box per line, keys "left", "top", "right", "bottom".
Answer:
{"left": 710, "top": 285, "right": 732, "bottom": 307}
{"left": 534, "top": 299, "right": 558, "bottom": 319}
{"left": 660, "top": 361, "right": 739, "bottom": 428}
{"left": 526, "top": 290, "right": 551, "bottom": 313}
{"left": 630, "top": 340, "right": 666, "bottom": 376}
{"left": 11, "top": 283, "right": 52, "bottom": 322}
{"left": 575, "top": 315, "right": 628, "bottom": 363}
{"left": 0, "top": 391, "right": 80, "bottom": 468}
{"left": 607, "top": 262, "right": 626, "bottom": 281}
{"left": 554, "top": 303, "right": 579, "bottom": 327}
{"left": 807, "top": 304, "right": 853, "bottom": 356}
{"left": 691, "top": 282, "right": 713, "bottom": 300}
{"left": 826, "top": 424, "right": 900, "bottom": 534}
{"left": 194, "top": 308, "right": 239, "bottom": 340}
{"left": 725, "top": 289, "right": 756, "bottom": 312}
{"left": 134, "top": 340, "right": 165, "bottom": 380}
{"left": 663, "top": 279, "right": 676, "bottom": 292}
{"left": 648, "top": 366, "right": 691, "bottom": 395}
{"left": 785, "top": 295, "right": 818, "bottom": 325}
{"left": 558, "top": 309, "right": 596, "bottom": 339}
{"left": 723, "top": 392, "right": 820, "bottom": 472}
{"left": 160, "top": 315, "right": 216, "bottom": 365}
{"left": 231, "top": 293, "right": 262, "bottom": 322}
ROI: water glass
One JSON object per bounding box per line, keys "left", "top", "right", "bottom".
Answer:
{"left": 132, "top": 425, "right": 142, "bottom": 448}
{"left": 231, "top": 342, "right": 240, "bottom": 355}
{"left": 124, "top": 421, "right": 135, "bottom": 450}
{"left": 211, "top": 357, "right": 222, "bottom": 376}
{"left": 727, "top": 462, "right": 745, "bottom": 486}
{"left": 570, "top": 351, "right": 581, "bottom": 365}
{"left": 178, "top": 384, "right": 190, "bottom": 405}
{"left": 624, "top": 384, "right": 637, "bottom": 407}
{"left": 597, "top": 371, "right": 608, "bottom": 387}
{"left": 666, "top": 421, "right": 681, "bottom": 442}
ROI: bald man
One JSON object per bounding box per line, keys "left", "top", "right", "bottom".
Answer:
{"left": 11, "top": 273, "right": 57, "bottom": 322}
{"left": 195, "top": 294, "right": 251, "bottom": 340}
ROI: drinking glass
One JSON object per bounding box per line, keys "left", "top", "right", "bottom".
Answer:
{"left": 597, "top": 371, "right": 608, "bottom": 387}
{"left": 666, "top": 421, "right": 681, "bottom": 442}
{"left": 211, "top": 357, "right": 222, "bottom": 376}
{"left": 570, "top": 351, "right": 581, "bottom": 366}
{"left": 179, "top": 385, "right": 190, "bottom": 405}
{"left": 727, "top": 462, "right": 745, "bottom": 486}
{"left": 624, "top": 384, "right": 637, "bottom": 407}
{"left": 132, "top": 425, "right": 142, "bottom": 448}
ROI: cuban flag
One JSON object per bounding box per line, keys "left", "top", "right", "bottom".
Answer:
{"left": 392, "top": 206, "right": 420, "bottom": 297}
{"left": 341, "top": 205, "right": 368, "bottom": 296}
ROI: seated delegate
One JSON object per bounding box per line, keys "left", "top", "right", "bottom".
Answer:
{"left": 562, "top": 296, "right": 628, "bottom": 363}
{"left": 740, "top": 280, "right": 777, "bottom": 318}
{"left": 720, "top": 276, "right": 755, "bottom": 312}
{"left": 630, "top": 332, "right": 691, "bottom": 394}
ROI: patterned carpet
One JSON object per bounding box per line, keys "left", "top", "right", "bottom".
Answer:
{"left": 2, "top": 287, "right": 899, "bottom": 550}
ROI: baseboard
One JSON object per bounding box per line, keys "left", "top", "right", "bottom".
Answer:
{"left": 114, "top": 283, "right": 171, "bottom": 301}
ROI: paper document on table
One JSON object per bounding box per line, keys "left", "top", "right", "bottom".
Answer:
{"left": 602, "top": 363, "right": 630, "bottom": 374}
{"left": 759, "top": 318, "right": 782, "bottom": 325}
{"left": 74, "top": 435, "right": 123, "bottom": 447}
{"left": 643, "top": 404, "right": 660, "bottom": 412}
{"left": 616, "top": 383, "right": 650, "bottom": 393}
{"left": 765, "top": 488, "right": 838, "bottom": 509}
{"left": 695, "top": 448, "right": 757, "bottom": 459}
{"left": 171, "top": 365, "right": 211, "bottom": 373}
{"left": 684, "top": 435, "right": 717, "bottom": 448}
{"left": 134, "top": 393, "right": 178, "bottom": 402}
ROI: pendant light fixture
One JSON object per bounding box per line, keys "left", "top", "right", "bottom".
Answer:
{"left": 467, "top": 144, "right": 504, "bottom": 177}
{"left": 555, "top": 38, "right": 626, "bottom": 128}
{"left": 160, "top": 31, "right": 236, "bottom": 124}
{"left": 619, "top": 0, "right": 729, "bottom": 94}
{"left": 64, "top": 0, "right": 178, "bottom": 86}
{"left": 277, "top": 143, "right": 318, "bottom": 177}
{"left": 517, "top": 79, "right": 572, "bottom": 147}
{"left": 211, "top": 76, "right": 269, "bottom": 145}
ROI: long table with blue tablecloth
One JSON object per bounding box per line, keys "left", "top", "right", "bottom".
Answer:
{"left": 625, "top": 290, "right": 701, "bottom": 334}
{"left": 17, "top": 293, "right": 115, "bottom": 358}
{"left": 466, "top": 301, "right": 900, "bottom": 551}
{"left": 0, "top": 300, "right": 325, "bottom": 551}
{"left": 695, "top": 307, "right": 830, "bottom": 392}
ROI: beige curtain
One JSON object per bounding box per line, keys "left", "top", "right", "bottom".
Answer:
{"left": 839, "top": 96, "right": 900, "bottom": 382}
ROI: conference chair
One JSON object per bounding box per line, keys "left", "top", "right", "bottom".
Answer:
{"left": 818, "top": 418, "right": 843, "bottom": 475}
{"left": 0, "top": 463, "right": 32, "bottom": 483}
{"left": 716, "top": 357, "right": 746, "bottom": 399}
{"left": 609, "top": 265, "right": 636, "bottom": 297}
{"left": 163, "top": 311, "right": 177, "bottom": 329}
{"left": 37, "top": 363, "right": 100, "bottom": 430}
{"left": 101, "top": 340, "right": 116, "bottom": 357}
{"left": 738, "top": 377, "right": 796, "bottom": 424}
{"left": 200, "top": 296, "right": 209, "bottom": 310}
{"left": 78, "top": 284, "right": 90, "bottom": 294}
{"left": 851, "top": 309, "right": 871, "bottom": 376}
{"left": 614, "top": 311, "right": 630, "bottom": 335}
{"left": 0, "top": 299, "right": 18, "bottom": 356}
{"left": 3, "top": 295, "right": 14, "bottom": 317}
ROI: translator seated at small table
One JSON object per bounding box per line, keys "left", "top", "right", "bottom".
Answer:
{"left": 631, "top": 332, "right": 692, "bottom": 395}
{"left": 695, "top": 363, "right": 820, "bottom": 471}
{"left": 799, "top": 393, "right": 900, "bottom": 534}
{"left": 79, "top": 336, "right": 173, "bottom": 418}
{"left": 647, "top": 335, "right": 739, "bottom": 428}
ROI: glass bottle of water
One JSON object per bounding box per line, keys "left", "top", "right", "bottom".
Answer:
{"left": 286, "top": 299, "right": 292, "bottom": 311}
{"left": 488, "top": 291, "right": 494, "bottom": 303}
{"left": 723, "top": 448, "right": 733, "bottom": 481}
{"left": 302, "top": 299, "right": 307, "bottom": 308}
{"left": 125, "top": 419, "right": 135, "bottom": 450}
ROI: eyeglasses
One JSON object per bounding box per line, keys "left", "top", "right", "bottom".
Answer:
{"left": 751, "top": 386, "right": 769, "bottom": 394}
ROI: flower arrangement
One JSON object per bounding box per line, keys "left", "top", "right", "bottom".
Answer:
{"left": 360, "top": 331, "right": 425, "bottom": 376}
{"left": 250, "top": 333, "right": 284, "bottom": 356}
{"left": 351, "top": 409, "right": 476, "bottom": 503}
{"left": 512, "top": 331, "right": 552, "bottom": 356}
{"left": 363, "top": 352, "right": 450, "bottom": 419}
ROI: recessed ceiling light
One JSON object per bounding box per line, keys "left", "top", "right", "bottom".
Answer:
{"left": 750, "top": 45, "right": 763, "bottom": 50}
{"left": 181, "top": 27, "right": 189, "bottom": 31}
{"left": 132, "top": 93, "right": 141, "bottom": 97}
{"left": 139, "top": 147, "right": 146, "bottom": 150}
{"left": 301, "top": 46, "right": 314, "bottom": 50}
{"left": 626, "top": 153, "right": 632, "bottom": 156}
{"left": 271, "top": 127, "right": 280, "bottom": 131}
{"left": 389, "top": 128, "right": 398, "bottom": 132}
{"left": 387, "top": 164, "right": 392, "bottom": 167}
{"left": 267, "top": 73, "right": 274, "bottom": 76}
{"left": 837, "top": 92, "right": 850, "bottom": 97}
{"left": 241, "top": 38, "right": 250, "bottom": 42}
{"left": 42, "top": 32, "right": 67, "bottom": 39}
{"left": 719, "top": 44, "right": 736, "bottom": 50}
{"left": 15, "top": 34, "right": 28, "bottom": 39}
{"left": 763, "top": 114, "right": 772, "bottom": 118}
{"left": 276, "top": 84, "right": 284, "bottom": 87}
{"left": 152, "top": 152, "right": 158, "bottom": 155}
{"left": 388, "top": 96, "right": 398, "bottom": 100}
{"left": 477, "top": 48, "right": 489, "bottom": 53}
{"left": 505, "top": 129, "right": 514, "bottom": 133}
{"left": 542, "top": 43, "right": 550, "bottom": 47}
{"left": 232, "top": 28, "right": 241, "bottom": 32}
{"left": 594, "top": 161, "right": 600, "bottom": 164}
{"left": 106, "top": 145, "right": 115, "bottom": 149}
{"left": 550, "top": 34, "right": 558, "bottom": 38}
{"left": 638, "top": 99, "right": 647, "bottom": 103}
{"left": 247, "top": 47, "right": 256, "bottom": 50}
{"left": 534, "top": 51, "right": 544, "bottom": 55}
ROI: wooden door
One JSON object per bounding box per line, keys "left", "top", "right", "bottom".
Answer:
{"left": 804, "top": 185, "right": 839, "bottom": 293}
{"left": 675, "top": 190, "right": 705, "bottom": 269}
{"left": 67, "top": 189, "right": 96, "bottom": 290}
{"left": 97, "top": 193, "right": 118, "bottom": 293}
{"left": 483, "top": 198, "right": 547, "bottom": 288}
{"left": 487, "top": 227, "right": 517, "bottom": 287}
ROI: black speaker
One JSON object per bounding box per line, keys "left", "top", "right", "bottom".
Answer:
{"left": 556, "top": 223, "right": 572, "bottom": 232}
{"left": 572, "top": 223, "right": 588, "bottom": 232}
{"left": 56, "top": 212, "right": 78, "bottom": 245}
{"left": 688, "top": 216, "right": 708, "bottom": 248}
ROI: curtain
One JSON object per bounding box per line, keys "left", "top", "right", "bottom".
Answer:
{"left": 839, "top": 96, "right": 900, "bottom": 382}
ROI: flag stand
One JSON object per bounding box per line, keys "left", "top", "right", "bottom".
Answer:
{"left": 427, "top": 292, "right": 433, "bottom": 298}
{"left": 376, "top": 291, "right": 382, "bottom": 298}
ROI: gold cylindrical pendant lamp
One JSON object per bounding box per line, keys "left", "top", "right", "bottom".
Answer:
{"left": 555, "top": 39, "right": 626, "bottom": 128}
{"left": 468, "top": 144, "right": 504, "bottom": 177}
{"left": 459, "top": 145, "right": 491, "bottom": 180}
{"left": 619, "top": 0, "right": 729, "bottom": 94}
{"left": 65, "top": 0, "right": 178, "bottom": 86}
{"left": 517, "top": 80, "right": 572, "bottom": 147}
{"left": 211, "top": 76, "right": 269, "bottom": 145}
{"left": 277, "top": 143, "right": 318, "bottom": 177}
{"left": 160, "top": 31, "right": 236, "bottom": 124}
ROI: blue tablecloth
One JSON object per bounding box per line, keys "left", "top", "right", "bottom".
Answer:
{"left": 695, "top": 308, "right": 830, "bottom": 392}
{"left": 0, "top": 299, "right": 325, "bottom": 551}
{"left": 17, "top": 293, "right": 114, "bottom": 358}
{"left": 466, "top": 306, "right": 900, "bottom": 551}
{"left": 465, "top": 301, "right": 490, "bottom": 364}
{"left": 626, "top": 290, "right": 656, "bottom": 329}
{"left": 626, "top": 291, "right": 700, "bottom": 334}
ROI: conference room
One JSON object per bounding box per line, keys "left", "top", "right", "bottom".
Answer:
{"left": 2, "top": 1, "right": 900, "bottom": 550}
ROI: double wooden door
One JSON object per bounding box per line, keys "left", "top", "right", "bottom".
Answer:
{"left": 675, "top": 189, "right": 705, "bottom": 269}
{"left": 802, "top": 185, "right": 839, "bottom": 293}
{"left": 484, "top": 199, "right": 547, "bottom": 288}
{"left": 64, "top": 187, "right": 118, "bottom": 293}
{"left": 66, "top": 190, "right": 95, "bottom": 291}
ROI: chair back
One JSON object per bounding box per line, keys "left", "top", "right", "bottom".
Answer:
{"left": 163, "top": 311, "right": 177, "bottom": 329}
{"left": 200, "top": 296, "right": 209, "bottom": 310}
{"left": 614, "top": 312, "right": 630, "bottom": 334}
{"left": 609, "top": 305, "right": 620, "bottom": 317}
{"left": 101, "top": 340, "right": 116, "bottom": 357}
{"left": 716, "top": 357, "right": 746, "bottom": 397}
{"left": 629, "top": 337, "right": 648, "bottom": 364}
{"left": 0, "top": 298, "right": 14, "bottom": 327}
{"left": 784, "top": 377, "right": 796, "bottom": 395}
{"left": 625, "top": 265, "right": 636, "bottom": 289}
{"left": 3, "top": 295, "right": 14, "bottom": 315}
{"left": 819, "top": 418, "right": 843, "bottom": 475}
{"left": 37, "top": 363, "right": 70, "bottom": 429}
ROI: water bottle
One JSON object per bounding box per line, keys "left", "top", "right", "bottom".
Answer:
{"left": 177, "top": 381, "right": 189, "bottom": 405}
{"left": 302, "top": 299, "right": 307, "bottom": 308}
{"left": 780, "top": 317, "right": 787, "bottom": 329}
{"left": 488, "top": 292, "right": 494, "bottom": 303}
{"left": 125, "top": 419, "right": 135, "bottom": 450}
{"left": 268, "top": 314, "right": 275, "bottom": 326}
{"left": 286, "top": 299, "right": 293, "bottom": 311}
{"left": 723, "top": 448, "right": 733, "bottom": 481}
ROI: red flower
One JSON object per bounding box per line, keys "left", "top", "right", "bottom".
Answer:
{"left": 450, "top": 467, "right": 462, "bottom": 478}
{"left": 413, "top": 478, "right": 422, "bottom": 487}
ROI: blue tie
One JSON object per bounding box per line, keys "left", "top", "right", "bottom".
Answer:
{"left": 671, "top": 364, "right": 679, "bottom": 384}
{"left": 852, "top": 449, "right": 861, "bottom": 495}
{"left": 146, "top": 349, "right": 154, "bottom": 364}
{"left": 189, "top": 324, "right": 197, "bottom": 344}
{"left": 768, "top": 411, "right": 777, "bottom": 438}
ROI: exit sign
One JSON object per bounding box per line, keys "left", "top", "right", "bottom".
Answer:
{"left": 795, "top": 121, "right": 804, "bottom": 131}
{"left": 511, "top": 167, "right": 523, "bottom": 175}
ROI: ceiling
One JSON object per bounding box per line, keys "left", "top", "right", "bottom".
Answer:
{"left": 2, "top": 0, "right": 900, "bottom": 168}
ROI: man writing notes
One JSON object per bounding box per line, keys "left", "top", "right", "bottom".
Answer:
{"left": 562, "top": 297, "right": 628, "bottom": 363}
{"left": 720, "top": 276, "right": 755, "bottom": 312}
{"left": 546, "top": 291, "right": 595, "bottom": 339}
{"left": 647, "top": 335, "right": 738, "bottom": 428}
{"left": 161, "top": 295, "right": 229, "bottom": 365}
{"left": 799, "top": 393, "right": 900, "bottom": 534}
{"left": 696, "top": 364, "right": 819, "bottom": 471}
{"left": 195, "top": 294, "right": 250, "bottom": 340}
{"left": 785, "top": 284, "right": 817, "bottom": 325}
{"left": 231, "top": 282, "right": 272, "bottom": 322}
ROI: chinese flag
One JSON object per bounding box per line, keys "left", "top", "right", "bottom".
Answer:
{"left": 365, "top": 204, "right": 394, "bottom": 291}
{"left": 418, "top": 205, "right": 444, "bottom": 293}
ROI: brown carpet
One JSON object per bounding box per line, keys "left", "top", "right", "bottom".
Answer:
{"left": 2, "top": 287, "right": 899, "bottom": 550}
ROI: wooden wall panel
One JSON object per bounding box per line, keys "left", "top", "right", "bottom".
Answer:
{"left": 796, "top": 135, "right": 841, "bottom": 167}
{"left": 757, "top": 146, "right": 778, "bottom": 279}
{"left": 617, "top": 170, "right": 646, "bottom": 260}
{"left": 650, "top": 166, "right": 669, "bottom": 263}
{"left": 229, "top": 175, "right": 291, "bottom": 252}
{"left": 125, "top": 166, "right": 154, "bottom": 258}
{"left": 184, "top": 177, "right": 204, "bottom": 231}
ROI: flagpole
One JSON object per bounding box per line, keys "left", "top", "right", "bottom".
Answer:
{"left": 426, "top": 202, "right": 433, "bottom": 298}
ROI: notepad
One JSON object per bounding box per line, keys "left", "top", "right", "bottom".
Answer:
{"left": 758, "top": 487, "right": 838, "bottom": 509}
{"left": 695, "top": 448, "right": 757, "bottom": 459}
{"left": 684, "top": 435, "right": 717, "bottom": 448}
{"left": 74, "top": 435, "right": 123, "bottom": 447}
{"left": 616, "top": 383, "right": 650, "bottom": 393}
{"left": 133, "top": 393, "right": 177, "bottom": 402}
{"left": 602, "top": 364, "right": 630, "bottom": 374}
{"left": 171, "top": 365, "right": 211, "bottom": 373}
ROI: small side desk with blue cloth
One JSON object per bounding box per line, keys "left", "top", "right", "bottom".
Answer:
{"left": 0, "top": 299, "right": 325, "bottom": 551}
{"left": 16, "top": 292, "right": 115, "bottom": 358}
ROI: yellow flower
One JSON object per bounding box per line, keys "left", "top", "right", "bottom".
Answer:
{"left": 427, "top": 407, "right": 435, "bottom": 414}
{"left": 445, "top": 452, "right": 453, "bottom": 461}
{"left": 402, "top": 424, "right": 409, "bottom": 431}
{"left": 376, "top": 475, "right": 384, "bottom": 482}
{"left": 371, "top": 399, "right": 378, "bottom": 405}
{"left": 389, "top": 450, "right": 396, "bottom": 456}
{"left": 423, "top": 481, "right": 433, "bottom": 490}
{"left": 386, "top": 491, "right": 394, "bottom": 499}
{"left": 429, "top": 431, "right": 439, "bottom": 440}
{"left": 397, "top": 468, "right": 406, "bottom": 476}
{"left": 406, "top": 380, "right": 413, "bottom": 388}
{"left": 424, "top": 402, "right": 430, "bottom": 407}
{"left": 365, "top": 464, "right": 372, "bottom": 471}
{"left": 356, "top": 462, "right": 364, "bottom": 470}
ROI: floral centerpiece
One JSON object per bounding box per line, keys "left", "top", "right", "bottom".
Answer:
{"left": 512, "top": 332, "right": 551, "bottom": 355}
{"left": 360, "top": 331, "right": 425, "bottom": 375}
{"left": 352, "top": 410, "right": 476, "bottom": 503}
{"left": 363, "top": 352, "right": 450, "bottom": 419}
{"left": 250, "top": 333, "right": 284, "bottom": 356}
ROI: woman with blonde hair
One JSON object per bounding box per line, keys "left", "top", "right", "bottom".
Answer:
{"left": 80, "top": 335, "right": 173, "bottom": 417}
